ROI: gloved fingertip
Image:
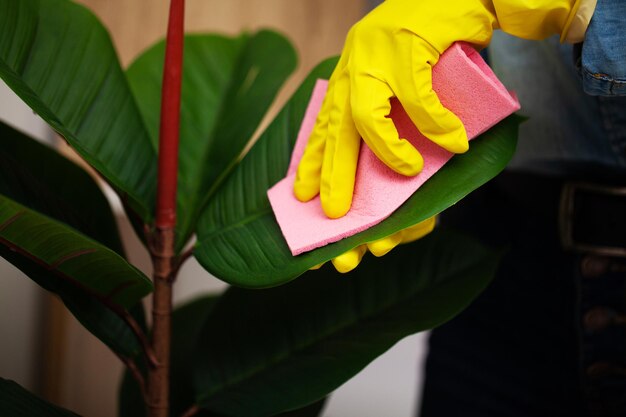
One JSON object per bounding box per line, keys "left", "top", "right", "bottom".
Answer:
{"left": 331, "top": 246, "right": 366, "bottom": 273}
{"left": 367, "top": 238, "right": 399, "bottom": 257}
{"left": 401, "top": 216, "right": 437, "bottom": 244}
{"left": 293, "top": 180, "right": 318, "bottom": 202}
{"left": 389, "top": 145, "right": 424, "bottom": 176}
{"left": 448, "top": 137, "right": 469, "bottom": 154}
{"left": 331, "top": 259, "right": 357, "bottom": 274}
{"left": 436, "top": 127, "right": 469, "bottom": 154}
{"left": 322, "top": 196, "right": 351, "bottom": 219}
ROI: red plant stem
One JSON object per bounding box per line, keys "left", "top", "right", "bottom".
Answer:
{"left": 156, "top": 0, "right": 185, "bottom": 229}
{"left": 147, "top": 0, "right": 185, "bottom": 416}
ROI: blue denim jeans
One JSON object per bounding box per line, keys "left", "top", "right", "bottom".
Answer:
{"left": 420, "top": 170, "right": 626, "bottom": 417}
{"left": 420, "top": 24, "right": 626, "bottom": 417}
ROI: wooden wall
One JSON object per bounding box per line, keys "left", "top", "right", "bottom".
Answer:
{"left": 75, "top": 0, "right": 365, "bottom": 114}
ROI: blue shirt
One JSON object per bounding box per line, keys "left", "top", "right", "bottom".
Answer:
{"left": 488, "top": 0, "right": 626, "bottom": 175}
{"left": 489, "top": 33, "right": 626, "bottom": 174}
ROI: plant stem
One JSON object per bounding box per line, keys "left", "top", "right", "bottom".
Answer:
{"left": 147, "top": 0, "right": 185, "bottom": 416}
{"left": 156, "top": 0, "right": 185, "bottom": 229}
{"left": 148, "top": 228, "right": 175, "bottom": 417}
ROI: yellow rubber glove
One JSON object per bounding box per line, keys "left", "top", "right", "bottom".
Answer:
{"left": 311, "top": 216, "right": 437, "bottom": 273}
{"left": 294, "top": 0, "right": 581, "bottom": 219}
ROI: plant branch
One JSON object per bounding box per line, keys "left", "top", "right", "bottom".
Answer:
{"left": 121, "top": 309, "right": 159, "bottom": 368}
{"left": 115, "top": 353, "right": 147, "bottom": 401}
{"left": 180, "top": 404, "right": 200, "bottom": 417}
{"left": 147, "top": 0, "right": 185, "bottom": 416}
{"left": 173, "top": 247, "right": 194, "bottom": 276}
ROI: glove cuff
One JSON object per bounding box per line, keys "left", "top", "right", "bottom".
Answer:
{"left": 561, "top": 0, "right": 597, "bottom": 43}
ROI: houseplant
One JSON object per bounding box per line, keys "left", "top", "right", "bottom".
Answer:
{"left": 0, "top": 0, "right": 519, "bottom": 415}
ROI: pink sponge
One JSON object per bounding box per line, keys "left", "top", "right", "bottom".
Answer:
{"left": 268, "top": 42, "right": 520, "bottom": 256}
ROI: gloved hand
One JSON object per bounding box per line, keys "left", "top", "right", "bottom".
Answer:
{"left": 294, "top": 0, "right": 582, "bottom": 219}
{"left": 311, "top": 216, "right": 437, "bottom": 273}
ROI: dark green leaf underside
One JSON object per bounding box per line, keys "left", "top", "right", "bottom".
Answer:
{"left": 193, "top": 229, "right": 500, "bottom": 416}
{"left": 0, "top": 378, "right": 79, "bottom": 416}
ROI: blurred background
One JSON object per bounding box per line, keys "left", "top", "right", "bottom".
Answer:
{"left": 0, "top": 1, "right": 429, "bottom": 416}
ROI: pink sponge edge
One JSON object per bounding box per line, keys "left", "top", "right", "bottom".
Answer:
{"left": 268, "top": 42, "right": 520, "bottom": 256}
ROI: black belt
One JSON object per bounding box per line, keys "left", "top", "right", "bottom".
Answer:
{"left": 560, "top": 181, "right": 626, "bottom": 258}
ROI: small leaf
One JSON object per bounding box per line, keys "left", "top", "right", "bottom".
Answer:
{"left": 192, "top": 230, "right": 500, "bottom": 417}
{"left": 127, "top": 31, "right": 297, "bottom": 251}
{"left": 0, "top": 196, "right": 152, "bottom": 308}
{"left": 0, "top": 0, "right": 157, "bottom": 221}
{"left": 0, "top": 378, "right": 79, "bottom": 416}
{"left": 194, "top": 58, "right": 519, "bottom": 288}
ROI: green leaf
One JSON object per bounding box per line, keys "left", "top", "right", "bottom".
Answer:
{"left": 0, "top": 0, "right": 157, "bottom": 222}
{"left": 274, "top": 399, "right": 326, "bottom": 417}
{"left": 0, "top": 121, "right": 148, "bottom": 356}
{"left": 194, "top": 58, "right": 519, "bottom": 288}
{"left": 0, "top": 121, "right": 123, "bottom": 254}
{"left": 192, "top": 229, "right": 499, "bottom": 417}
{"left": 119, "top": 292, "right": 326, "bottom": 417}
{"left": 127, "top": 31, "right": 297, "bottom": 251}
{"left": 0, "top": 378, "right": 79, "bottom": 416}
{"left": 0, "top": 199, "right": 151, "bottom": 358}
{"left": 119, "top": 294, "right": 221, "bottom": 417}
{"left": 0, "top": 196, "right": 151, "bottom": 308}
{"left": 193, "top": 58, "right": 336, "bottom": 288}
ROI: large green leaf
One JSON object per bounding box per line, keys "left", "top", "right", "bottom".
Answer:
{"left": 0, "top": 0, "right": 157, "bottom": 221}
{"left": 0, "top": 378, "right": 79, "bottom": 416}
{"left": 0, "top": 121, "right": 147, "bottom": 357}
{"left": 127, "top": 31, "right": 297, "bottom": 251}
{"left": 194, "top": 58, "right": 520, "bottom": 288}
{"left": 192, "top": 229, "right": 500, "bottom": 416}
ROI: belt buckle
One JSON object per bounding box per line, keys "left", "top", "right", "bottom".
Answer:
{"left": 560, "top": 182, "right": 626, "bottom": 258}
